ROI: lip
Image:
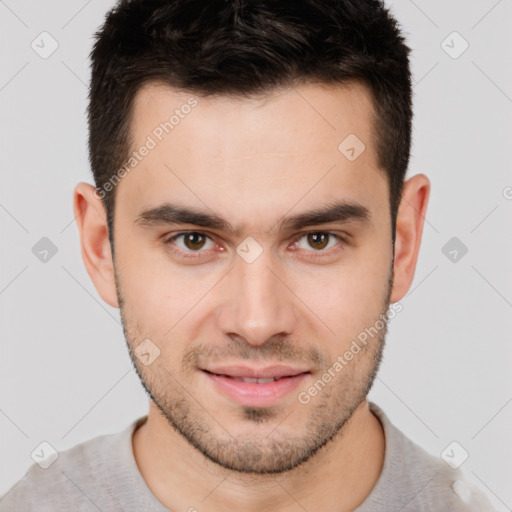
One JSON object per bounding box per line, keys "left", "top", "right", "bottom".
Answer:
{"left": 201, "top": 365, "right": 311, "bottom": 407}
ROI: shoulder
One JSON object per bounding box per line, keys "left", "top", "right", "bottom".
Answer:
{"left": 0, "top": 418, "right": 142, "bottom": 512}
{"left": 359, "top": 402, "right": 497, "bottom": 512}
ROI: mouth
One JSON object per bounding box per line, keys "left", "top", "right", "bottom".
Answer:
{"left": 200, "top": 365, "right": 311, "bottom": 407}
{"left": 207, "top": 374, "right": 297, "bottom": 383}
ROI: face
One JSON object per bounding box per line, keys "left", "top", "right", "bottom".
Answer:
{"left": 112, "top": 81, "right": 394, "bottom": 474}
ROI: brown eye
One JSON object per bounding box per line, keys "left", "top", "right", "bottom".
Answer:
{"left": 165, "top": 231, "right": 216, "bottom": 255}
{"left": 307, "top": 232, "right": 329, "bottom": 250}
{"left": 183, "top": 232, "right": 207, "bottom": 250}
{"left": 291, "top": 231, "right": 346, "bottom": 258}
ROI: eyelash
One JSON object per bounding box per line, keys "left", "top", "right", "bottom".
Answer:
{"left": 163, "top": 231, "right": 348, "bottom": 260}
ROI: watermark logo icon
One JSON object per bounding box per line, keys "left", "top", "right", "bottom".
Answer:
{"left": 134, "top": 338, "right": 161, "bottom": 366}
{"left": 236, "top": 237, "right": 264, "bottom": 264}
{"left": 31, "top": 441, "right": 59, "bottom": 469}
{"left": 32, "top": 237, "right": 58, "bottom": 263}
{"left": 442, "top": 237, "right": 468, "bottom": 263}
{"left": 31, "top": 32, "right": 59, "bottom": 59}
{"left": 441, "top": 441, "right": 469, "bottom": 469}
{"left": 338, "top": 134, "right": 366, "bottom": 162}
{"left": 441, "top": 31, "right": 469, "bottom": 60}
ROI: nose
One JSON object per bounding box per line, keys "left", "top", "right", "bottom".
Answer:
{"left": 214, "top": 250, "right": 299, "bottom": 347}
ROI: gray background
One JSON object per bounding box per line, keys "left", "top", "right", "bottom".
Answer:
{"left": 1, "top": 0, "right": 511, "bottom": 509}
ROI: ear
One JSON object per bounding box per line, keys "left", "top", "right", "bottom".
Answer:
{"left": 73, "top": 182, "right": 119, "bottom": 308}
{"left": 390, "top": 173, "right": 431, "bottom": 303}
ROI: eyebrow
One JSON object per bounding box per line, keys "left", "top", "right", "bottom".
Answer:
{"left": 135, "top": 199, "right": 370, "bottom": 235}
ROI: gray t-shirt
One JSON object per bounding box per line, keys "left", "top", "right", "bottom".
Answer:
{"left": 0, "top": 402, "right": 497, "bottom": 511}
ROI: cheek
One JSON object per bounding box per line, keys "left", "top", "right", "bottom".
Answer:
{"left": 114, "top": 241, "right": 179, "bottom": 327}
{"left": 118, "top": 251, "right": 221, "bottom": 345}
{"left": 294, "top": 240, "right": 391, "bottom": 340}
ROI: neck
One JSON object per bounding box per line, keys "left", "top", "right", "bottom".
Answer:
{"left": 132, "top": 399, "right": 385, "bottom": 512}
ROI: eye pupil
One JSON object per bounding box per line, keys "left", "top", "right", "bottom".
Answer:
{"left": 307, "top": 232, "right": 329, "bottom": 250}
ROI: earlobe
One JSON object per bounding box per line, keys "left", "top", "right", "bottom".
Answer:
{"left": 73, "top": 182, "right": 119, "bottom": 308}
{"left": 390, "top": 174, "right": 431, "bottom": 303}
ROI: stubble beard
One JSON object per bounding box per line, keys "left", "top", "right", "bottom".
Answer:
{"left": 115, "top": 264, "right": 393, "bottom": 475}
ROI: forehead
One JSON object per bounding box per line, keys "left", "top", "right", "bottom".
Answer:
{"left": 130, "top": 79, "right": 377, "bottom": 156}
{"left": 117, "top": 80, "right": 387, "bottom": 226}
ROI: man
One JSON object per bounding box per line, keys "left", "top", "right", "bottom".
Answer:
{"left": 0, "top": 0, "right": 496, "bottom": 510}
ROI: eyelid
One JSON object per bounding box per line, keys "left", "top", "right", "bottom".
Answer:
{"left": 163, "top": 231, "right": 218, "bottom": 256}
{"left": 290, "top": 230, "right": 349, "bottom": 246}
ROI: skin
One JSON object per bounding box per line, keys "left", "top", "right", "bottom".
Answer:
{"left": 73, "top": 80, "right": 430, "bottom": 512}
